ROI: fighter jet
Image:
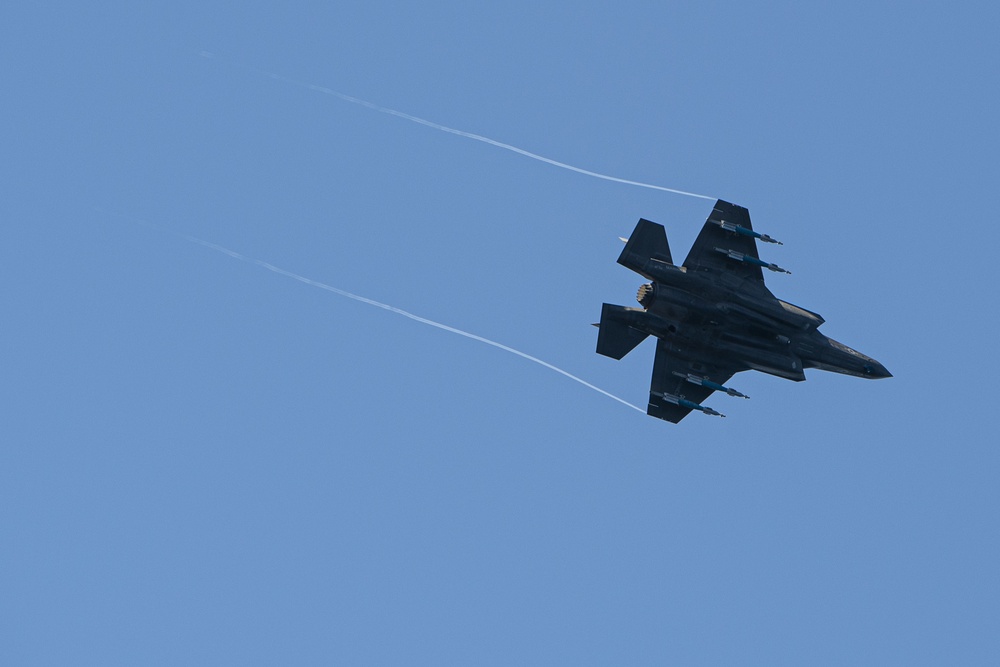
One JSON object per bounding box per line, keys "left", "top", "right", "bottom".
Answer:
{"left": 596, "top": 200, "right": 891, "bottom": 423}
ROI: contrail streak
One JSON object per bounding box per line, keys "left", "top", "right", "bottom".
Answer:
{"left": 198, "top": 51, "right": 714, "bottom": 201}
{"left": 168, "top": 226, "right": 645, "bottom": 415}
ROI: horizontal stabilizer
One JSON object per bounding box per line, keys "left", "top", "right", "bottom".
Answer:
{"left": 596, "top": 303, "right": 649, "bottom": 360}
{"left": 617, "top": 218, "right": 672, "bottom": 279}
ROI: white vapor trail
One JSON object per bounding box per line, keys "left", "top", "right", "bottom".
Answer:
{"left": 176, "top": 230, "right": 645, "bottom": 415}
{"left": 198, "top": 51, "right": 714, "bottom": 201}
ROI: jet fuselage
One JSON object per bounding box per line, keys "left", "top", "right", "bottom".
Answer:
{"left": 637, "top": 275, "right": 890, "bottom": 381}
{"left": 596, "top": 200, "right": 891, "bottom": 422}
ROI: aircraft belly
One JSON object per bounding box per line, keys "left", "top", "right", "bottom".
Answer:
{"left": 719, "top": 339, "right": 804, "bottom": 381}
{"left": 600, "top": 201, "right": 890, "bottom": 423}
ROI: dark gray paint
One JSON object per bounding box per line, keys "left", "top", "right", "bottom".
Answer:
{"left": 597, "top": 200, "right": 891, "bottom": 423}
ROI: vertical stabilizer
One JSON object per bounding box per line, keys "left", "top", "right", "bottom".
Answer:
{"left": 617, "top": 218, "right": 673, "bottom": 278}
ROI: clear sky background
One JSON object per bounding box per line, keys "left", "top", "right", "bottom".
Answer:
{"left": 3, "top": 2, "right": 999, "bottom": 664}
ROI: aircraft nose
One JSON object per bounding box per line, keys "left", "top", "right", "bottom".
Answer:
{"left": 863, "top": 362, "right": 892, "bottom": 379}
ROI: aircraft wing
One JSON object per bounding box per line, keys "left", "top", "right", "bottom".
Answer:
{"left": 647, "top": 339, "right": 740, "bottom": 423}
{"left": 682, "top": 199, "right": 766, "bottom": 282}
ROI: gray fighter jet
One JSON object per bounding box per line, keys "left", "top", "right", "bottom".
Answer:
{"left": 596, "top": 200, "right": 891, "bottom": 422}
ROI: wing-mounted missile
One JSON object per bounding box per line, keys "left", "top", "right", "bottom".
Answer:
{"left": 714, "top": 247, "right": 791, "bottom": 274}
{"left": 672, "top": 371, "right": 749, "bottom": 399}
{"left": 714, "top": 219, "right": 783, "bottom": 245}
{"left": 652, "top": 391, "right": 725, "bottom": 418}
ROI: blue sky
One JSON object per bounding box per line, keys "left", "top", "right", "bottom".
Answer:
{"left": 3, "top": 2, "right": 999, "bottom": 664}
